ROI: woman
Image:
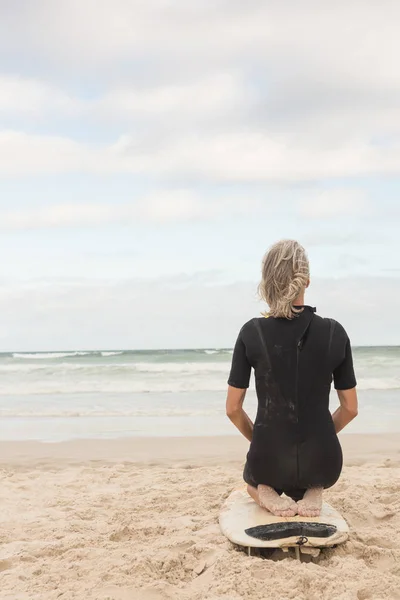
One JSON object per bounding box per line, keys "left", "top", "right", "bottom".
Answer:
{"left": 226, "top": 240, "right": 358, "bottom": 518}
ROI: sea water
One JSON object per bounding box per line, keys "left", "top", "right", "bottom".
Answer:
{"left": 1, "top": 347, "right": 399, "bottom": 441}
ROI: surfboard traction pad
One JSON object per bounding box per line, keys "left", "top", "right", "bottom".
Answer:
{"left": 219, "top": 488, "right": 349, "bottom": 549}
{"left": 245, "top": 521, "right": 337, "bottom": 541}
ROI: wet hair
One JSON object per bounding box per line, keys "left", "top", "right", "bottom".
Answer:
{"left": 258, "top": 240, "right": 310, "bottom": 319}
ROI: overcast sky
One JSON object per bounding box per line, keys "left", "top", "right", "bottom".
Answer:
{"left": 0, "top": 0, "right": 399, "bottom": 350}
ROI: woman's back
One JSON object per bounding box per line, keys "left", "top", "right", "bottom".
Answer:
{"left": 228, "top": 306, "right": 356, "bottom": 491}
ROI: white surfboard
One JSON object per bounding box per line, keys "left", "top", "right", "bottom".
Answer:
{"left": 219, "top": 487, "right": 349, "bottom": 550}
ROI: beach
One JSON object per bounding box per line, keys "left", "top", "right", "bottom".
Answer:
{"left": 1, "top": 434, "right": 399, "bottom": 600}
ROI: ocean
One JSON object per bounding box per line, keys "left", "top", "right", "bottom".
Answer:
{"left": 1, "top": 347, "right": 400, "bottom": 442}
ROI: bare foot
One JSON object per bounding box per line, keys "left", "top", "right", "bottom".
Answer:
{"left": 257, "top": 485, "right": 298, "bottom": 517}
{"left": 297, "top": 487, "right": 323, "bottom": 518}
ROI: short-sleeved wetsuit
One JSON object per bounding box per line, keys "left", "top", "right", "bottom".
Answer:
{"left": 228, "top": 306, "right": 357, "bottom": 502}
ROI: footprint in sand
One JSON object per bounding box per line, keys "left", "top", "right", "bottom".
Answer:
{"left": 0, "top": 559, "right": 13, "bottom": 572}
{"left": 109, "top": 526, "right": 134, "bottom": 542}
{"left": 98, "top": 586, "right": 165, "bottom": 600}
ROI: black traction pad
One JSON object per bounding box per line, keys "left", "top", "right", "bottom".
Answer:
{"left": 245, "top": 522, "right": 337, "bottom": 541}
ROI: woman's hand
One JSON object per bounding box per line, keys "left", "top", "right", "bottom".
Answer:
{"left": 226, "top": 385, "right": 254, "bottom": 442}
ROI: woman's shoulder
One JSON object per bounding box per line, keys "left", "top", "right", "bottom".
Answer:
{"left": 238, "top": 315, "right": 282, "bottom": 343}
{"left": 237, "top": 316, "right": 264, "bottom": 336}
{"left": 314, "top": 314, "right": 349, "bottom": 339}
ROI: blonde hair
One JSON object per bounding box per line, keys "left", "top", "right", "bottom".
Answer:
{"left": 258, "top": 240, "right": 310, "bottom": 320}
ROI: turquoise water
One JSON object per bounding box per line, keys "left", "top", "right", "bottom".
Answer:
{"left": 0, "top": 347, "right": 399, "bottom": 441}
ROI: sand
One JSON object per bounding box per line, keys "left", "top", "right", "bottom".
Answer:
{"left": 0, "top": 434, "right": 399, "bottom": 600}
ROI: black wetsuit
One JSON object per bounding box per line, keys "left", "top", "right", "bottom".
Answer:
{"left": 228, "top": 306, "right": 357, "bottom": 502}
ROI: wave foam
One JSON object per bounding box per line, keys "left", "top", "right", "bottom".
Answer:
{"left": 0, "top": 360, "right": 231, "bottom": 375}
{"left": 0, "top": 407, "right": 223, "bottom": 418}
{"left": 133, "top": 362, "right": 229, "bottom": 373}
{"left": 357, "top": 378, "right": 400, "bottom": 390}
{"left": 13, "top": 351, "right": 92, "bottom": 360}
{"left": 0, "top": 376, "right": 227, "bottom": 395}
{"left": 0, "top": 375, "right": 398, "bottom": 395}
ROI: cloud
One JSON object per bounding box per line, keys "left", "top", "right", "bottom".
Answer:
{"left": 0, "top": 131, "right": 90, "bottom": 176}
{"left": 1, "top": 128, "right": 400, "bottom": 181}
{"left": 0, "top": 184, "right": 374, "bottom": 231}
{"left": 2, "top": 2, "right": 399, "bottom": 83}
{"left": 0, "top": 274, "right": 399, "bottom": 350}
{"left": 0, "top": 75, "right": 77, "bottom": 115}
{"left": 301, "top": 231, "right": 384, "bottom": 247}
{"left": 0, "top": 72, "right": 247, "bottom": 123}
{"left": 0, "top": 192, "right": 198, "bottom": 229}
{"left": 98, "top": 72, "right": 248, "bottom": 120}
{"left": 1, "top": 2, "right": 400, "bottom": 183}
{"left": 1, "top": 0, "right": 400, "bottom": 126}
{"left": 0, "top": 190, "right": 266, "bottom": 230}
{"left": 298, "top": 190, "right": 370, "bottom": 219}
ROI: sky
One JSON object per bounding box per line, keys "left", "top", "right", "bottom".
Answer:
{"left": 0, "top": 0, "right": 399, "bottom": 350}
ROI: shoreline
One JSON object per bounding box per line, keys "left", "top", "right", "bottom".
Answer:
{"left": 1, "top": 432, "right": 399, "bottom": 465}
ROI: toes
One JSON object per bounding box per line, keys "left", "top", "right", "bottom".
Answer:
{"left": 287, "top": 504, "right": 298, "bottom": 516}
{"left": 296, "top": 500, "right": 321, "bottom": 518}
{"left": 275, "top": 509, "right": 297, "bottom": 517}
{"left": 298, "top": 509, "right": 321, "bottom": 518}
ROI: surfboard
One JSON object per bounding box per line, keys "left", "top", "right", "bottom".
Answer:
{"left": 219, "top": 487, "right": 349, "bottom": 553}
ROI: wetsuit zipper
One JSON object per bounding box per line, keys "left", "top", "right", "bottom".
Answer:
{"left": 295, "top": 341, "right": 300, "bottom": 485}
{"left": 295, "top": 339, "right": 301, "bottom": 424}
{"left": 295, "top": 313, "right": 314, "bottom": 487}
{"left": 296, "top": 328, "right": 308, "bottom": 423}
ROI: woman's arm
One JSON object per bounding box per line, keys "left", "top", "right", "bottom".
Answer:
{"left": 226, "top": 385, "right": 254, "bottom": 442}
{"left": 331, "top": 324, "right": 358, "bottom": 434}
{"left": 332, "top": 387, "right": 358, "bottom": 434}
